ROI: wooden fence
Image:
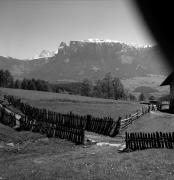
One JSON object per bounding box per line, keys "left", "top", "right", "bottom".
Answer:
{"left": 120, "top": 105, "right": 155, "bottom": 131}
{"left": 85, "top": 115, "right": 115, "bottom": 136}
{"left": 3, "top": 95, "right": 119, "bottom": 137}
{"left": 2, "top": 95, "right": 155, "bottom": 138}
{"left": 125, "top": 132, "right": 174, "bottom": 151}
{"left": 0, "top": 106, "right": 16, "bottom": 128}
{"left": 0, "top": 105, "right": 85, "bottom": 144}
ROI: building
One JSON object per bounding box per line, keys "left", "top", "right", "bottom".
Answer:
{"left": 160, "top": 71, "right": 174, "bottom": 112}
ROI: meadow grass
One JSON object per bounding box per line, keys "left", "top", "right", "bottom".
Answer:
{"left": 0, "top": 88, "right": 141, "bottom": 119}
{"left": 1, "top": 122, "right": 174, "bottom": 180}
{"left": 1, "top": 88, "right": 174, "bottom": 179}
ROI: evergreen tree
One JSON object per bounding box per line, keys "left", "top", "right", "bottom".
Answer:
{"left": 0, "top": 69, "right": 13, "bottom": 87}
{"left": 14, "top": 79, "right": 21, "bottom": 89}
{"left": 112, "top": 77, "right": 124, "bottom": 100}
{"left": 80, "top": 78, "right": 92, "bottom": 96}
{"left": 27, "top": 80, "right": 36, "bottom": 90}
{"left": 21, "top": 78, "right": 28, "bottom": 89}
{"left": 103, "top": 72, "right": 113, "bottom": 99}
{"left": 139, "top": 93, "right": 146, "bottom": 101}
{"left": 129, "top": 93, "right": 136, "bottom": 101}
{"left": 92, "top": 80, "right": 104, "bottom": 98}
{"left": 0, "top": 70, "right": 4, "bottom": 87}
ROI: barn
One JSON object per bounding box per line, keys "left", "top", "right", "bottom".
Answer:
{"left": 160, "top": 72, "right": 174, "bottom": 112}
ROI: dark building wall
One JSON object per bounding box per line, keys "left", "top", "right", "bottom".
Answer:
{"left": 169, "top": 83, "right": 174, "bottom": 112}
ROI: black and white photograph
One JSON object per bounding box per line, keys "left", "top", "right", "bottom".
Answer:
{"left": 0, "top": 0, "right": 174, "bottom": 179}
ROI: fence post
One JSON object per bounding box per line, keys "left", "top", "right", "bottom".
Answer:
{"left": 85, "top": 115, "right": 92, "bottom": 130}
{"left": 125, "top": 132, "right": 128, "bottom": 149}
{"left": 81, "top": 127, "right": 85, "bottom": 145}
{"left": 109, "top": 116, "right": 121, "bottom": 137}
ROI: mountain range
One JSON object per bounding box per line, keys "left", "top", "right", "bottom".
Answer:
{"left": 0, "top": 39, "right": 171, "bottom": 94}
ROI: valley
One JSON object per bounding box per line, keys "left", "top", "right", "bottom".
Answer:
{"left": 0, "top": 40, "right": 171, "bottom": 98}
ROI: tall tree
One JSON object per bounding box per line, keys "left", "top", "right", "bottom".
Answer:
{"left": 139, "top": 93, "right": 146, "bottom": 101}
{"left": 112, "top": 77, "right": 124, "bottom": 100}
{"left": 103, "top": 72, "right": 113, "bottom": 99}
{"left": 0, "top": 69, "right": 13, "bottom": 88}
{"left": 129, "top": 93, "right": 136, "bottom": 101}
{"left": 80, "top": 78, "right": 92, "bottom": 96}
{"left": 14, "top": 79, "right": 21, "bottom": 89}
{"left": 21, "top": 78, "right": 28, "bottom": 89}
{"left": 0, "top": 70, "right": 4, "bottom": 87}
{"left": 92, "top": 80, "right": 104, "bottom": 97}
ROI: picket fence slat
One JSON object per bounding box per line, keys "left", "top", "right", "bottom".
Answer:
{"left": 125, "top": 131, "right": 174, "bottom": 151}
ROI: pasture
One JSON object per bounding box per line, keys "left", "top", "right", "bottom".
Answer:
{"left": 126, "top": 111, "right": 174, "bottom": 132}
{"left": 1, "top": 120, "right": 174, "bottom": 180}
{"left": 0, "top": 88, "right": 141, "bottom": 119}
{"left": 1, "top": 88, "right": 174, "bottom": 179}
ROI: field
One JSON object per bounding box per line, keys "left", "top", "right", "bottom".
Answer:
{"left": 1, "top": 88, "right": 174, "bottom": 180}
{"left": 126, "top": 111, "right": 174, "bottom": 132}
{"left": 1, "top": 119, "right": 174, "bottom": 180}
{"left": 0, "top": 88, "right": 141, "bottom": 119}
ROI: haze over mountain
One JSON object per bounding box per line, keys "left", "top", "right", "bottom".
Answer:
{"left": 0, "top": 39, "right": 170, "bottom": 84}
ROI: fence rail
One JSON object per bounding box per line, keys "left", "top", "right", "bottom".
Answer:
{"left": 120, "top": 105, "right": 155, "bottom": 131}
{"left": 125, "top": 132, "right": 174, "bottom": 151}
{"left": 120, "top": 112, "right": 141, "bottom": 130}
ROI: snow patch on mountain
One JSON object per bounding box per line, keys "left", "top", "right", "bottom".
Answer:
{"left": 79, "top": 38, "right": 152, "bottom": 48}
{"left": 30, "top": 50, "right": 57, "bottom": 60}
{"left": 81, "top": 38, "right": 120, "bottom": 43}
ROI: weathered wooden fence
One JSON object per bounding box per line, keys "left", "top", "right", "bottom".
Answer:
{"left": 3, "top": 95, "right": 119, "bottom": 136}
{"left": 120, "top": 112, "right": 141, "bottom": 130}
{"left": 120, "top": 105, "right": 155, "bottom": 132}
{"left": 125, "top": 132, "right": 174, "bottom": 151}
{"left": 2, "top": 95, "right": 155, "bottom": 139}
{"left": 0, "top": 105, "right": 85, "bottom": 144}
{"left": 85, "top": 115, "right": 115, "bottom": 136}
{"left": 0, "top": 106, "right": 16, "bottom": 128}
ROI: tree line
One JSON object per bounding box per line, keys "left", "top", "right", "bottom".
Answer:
{"left": 0, "top": 69, "right": 52, "bottom": 91}
{"left": 80, "top": 72, "right": 136, "bottom": 101}
{"left": 0, "top": 69, "right": 137, "bottom": 101}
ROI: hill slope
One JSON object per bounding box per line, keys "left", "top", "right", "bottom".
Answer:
{"left": 25, "top": 40, "right": 170, "bottom": 81}
{"left": 0, "top": 56, "right": 51, "bottom": 79}
{"left": 0, "top": 40, "right": 171, "bottom": 82}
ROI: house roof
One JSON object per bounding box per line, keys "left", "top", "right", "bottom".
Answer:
{"left": 160, "top": 71, "right": 174, "bottom": 86}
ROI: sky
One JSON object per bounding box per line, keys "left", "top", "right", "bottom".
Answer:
{"left": 0, "top": 0, "right": 155, "bottom": 59}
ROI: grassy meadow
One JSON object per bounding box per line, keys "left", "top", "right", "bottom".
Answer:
{"left": 1, "top": 121, "right": 174, "bottom": 180}
{"left": 1, "top": 88, "right": 174, "bottom": 179}
{"left": 0, "top": 88, "right": 141, "bottom": 119}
